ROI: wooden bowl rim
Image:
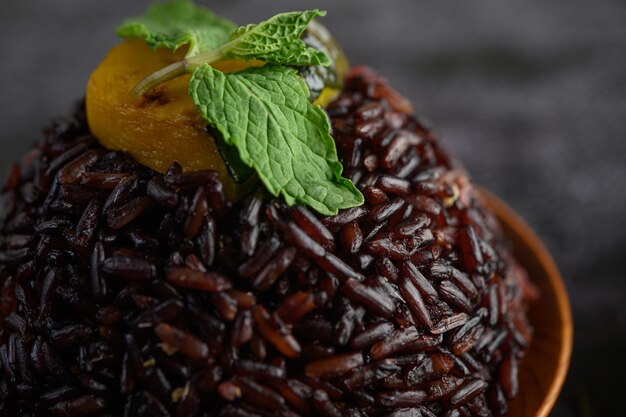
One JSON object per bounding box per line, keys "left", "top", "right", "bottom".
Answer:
{"left": 481, "top": 189, "right": 573, "bottom": 417}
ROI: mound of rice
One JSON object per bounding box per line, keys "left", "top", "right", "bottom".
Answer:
{"left": 0, "top": 67, "right": 537, "bottom": 417}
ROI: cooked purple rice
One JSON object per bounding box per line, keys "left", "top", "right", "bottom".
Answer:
{"left": 0, "top": 66, "right": 538, "bottom": 416}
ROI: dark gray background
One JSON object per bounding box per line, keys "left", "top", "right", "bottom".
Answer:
{"left": 1, "top": 1, "right": 625, "bottom": 415}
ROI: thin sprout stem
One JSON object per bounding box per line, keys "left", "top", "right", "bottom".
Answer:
{"left": 186, "top": 47, "right": 226, "bottom": 67}
{"left": 130, "top": 60, "right": 189, "bottom": 96}
{"left": 130, "top": 48, "right": 226, "bottom": 96}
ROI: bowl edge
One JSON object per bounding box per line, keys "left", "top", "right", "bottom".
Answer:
{"left": 480, "top": 189, "right": 573, "bottom": 417}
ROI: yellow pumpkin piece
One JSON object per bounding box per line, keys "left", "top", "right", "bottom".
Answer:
{"left": 87, "top": 39, "right": 261, "bottom": 199}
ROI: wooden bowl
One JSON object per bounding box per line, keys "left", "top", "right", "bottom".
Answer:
{"left": 481, "top": 190, "right": 573, "bottom": 417}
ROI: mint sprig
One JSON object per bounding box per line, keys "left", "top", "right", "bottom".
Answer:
{"left": 118, "top": 1, "right": 364, "bottom": 215}
{"left": 117, "top": 0, "right": 235, "bottom": 56}
{"left": 126, "top": 8, "right": 331, "bottom": 96}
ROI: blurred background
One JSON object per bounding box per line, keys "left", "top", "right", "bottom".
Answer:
{"left": 0, "top": 0, "right": 624, "bottom": 415}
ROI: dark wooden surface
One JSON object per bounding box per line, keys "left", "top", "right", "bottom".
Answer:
{"left": 1, "top": 1, "right": 625, "bottom": 415}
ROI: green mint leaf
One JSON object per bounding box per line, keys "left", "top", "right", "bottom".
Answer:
{"left": 221, "top": 10, "right": 331, "bottom": 66}
{"left": 117, "top": 0, "right": 236, "bottom": 56}
{"left": 189, "top": 64, "right": 363, "bottom": 216}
